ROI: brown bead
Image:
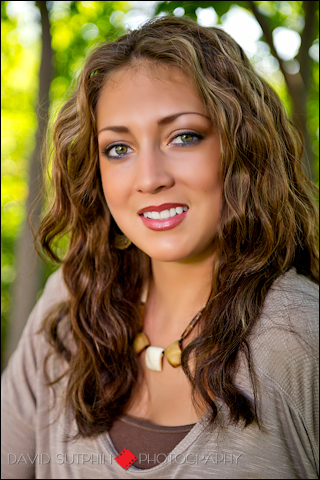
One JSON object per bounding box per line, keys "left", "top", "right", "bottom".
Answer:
{"left": 133, "top": 332, "right": 150, "bottom": 354}
{"left": 164, "top": 340, "right": 182, "bottom": 367}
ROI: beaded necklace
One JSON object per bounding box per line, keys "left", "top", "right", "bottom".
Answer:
{"left": 133, "top": 302, "right": 204, "bottom": 372}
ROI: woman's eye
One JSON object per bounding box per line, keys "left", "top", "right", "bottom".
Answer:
{"left": 103, "top": 144, "right": 133, "bottom": 159}
{"left": 171, "top": 132, "right": 203, "bottom": 146}
{"left": 103, "top": 133, "right": 203, "bottom": 158}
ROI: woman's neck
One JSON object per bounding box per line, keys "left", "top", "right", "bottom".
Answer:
{"left": 145, "top": 254, "right": 214, "bottom": 335}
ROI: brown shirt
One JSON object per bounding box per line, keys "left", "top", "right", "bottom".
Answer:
{"left": 109, "top": 416, "right": 195, "bottom": 469}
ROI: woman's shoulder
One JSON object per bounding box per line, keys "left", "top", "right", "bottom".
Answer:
{"left": 29, "top": 268, "right": 69, "bottom": 330}
{"left": 1, "top": 269, "right": 69, "bottom": 427}
{"left": 258, "top": 268, "right": 319, "bottom": 338}
{"left": 249, "top": 268, "right": 319, "bottom": 407}
{"left": 4, "top": 268, "right": 70, "bottom": 372}
{"left": 41, "top": 268, "right": 69, "bottom": 305}
{"left": 269, "top": 267, "right": 318, "bottom": 302}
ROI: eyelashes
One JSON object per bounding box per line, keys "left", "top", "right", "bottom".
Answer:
{"left": 104, "top": 144, "right": 133, "bottom": 159}
{"left": 171, "top": 132, "right": 204, "bottom": 146}
{"left": 102, "top": 131, "right": 204, "bottom": 160}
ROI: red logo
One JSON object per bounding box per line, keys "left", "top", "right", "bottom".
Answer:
{"left": 115, "top": 448, "right": 137, "bottom": 470}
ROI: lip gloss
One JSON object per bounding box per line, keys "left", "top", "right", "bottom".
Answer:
{"left": 139, "top": 209, "right": 188, "bottom": 231}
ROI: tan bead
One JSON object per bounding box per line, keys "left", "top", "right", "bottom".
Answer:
{"left": 133, "top": 332, "right": 150, "bottom": 354}
{"left": 164, "top": 340, "right": 182, "bottom": 367}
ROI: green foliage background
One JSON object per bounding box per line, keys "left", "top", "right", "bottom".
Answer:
{"left": 1, "top": 0, "right": 130, "bottom": 355}
{"left": 1, "top": 1, "right": 319, "bottom": 357}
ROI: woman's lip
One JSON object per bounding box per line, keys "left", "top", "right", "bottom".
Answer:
{"left": 139, "top": 209, "right": 188, "bottom": 231}
{"left": 137, "top": 203, "right": 187, "bottom": 215}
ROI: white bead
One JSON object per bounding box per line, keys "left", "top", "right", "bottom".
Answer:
{"left": 145, "top": 346, "right": 164, "bottom": 371}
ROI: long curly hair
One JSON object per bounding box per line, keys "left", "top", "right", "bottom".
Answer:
{"left": 36, "top": 15, "right": 319, "bottom": 438}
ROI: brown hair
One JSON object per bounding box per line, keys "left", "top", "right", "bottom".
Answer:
{"left": 36, "top": 15, "right": 319, "bottom": 438}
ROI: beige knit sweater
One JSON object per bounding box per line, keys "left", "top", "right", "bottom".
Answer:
{"left": 1, "top": 268, "right": 319, "bottom": 479}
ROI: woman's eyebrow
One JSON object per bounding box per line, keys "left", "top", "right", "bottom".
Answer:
{"left": 98, "top": 111, "right": 211, "bottom": 135}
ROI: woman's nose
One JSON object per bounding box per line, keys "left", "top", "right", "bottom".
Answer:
{"left": 133, "top": 146, "right": 175, "bottom": 194}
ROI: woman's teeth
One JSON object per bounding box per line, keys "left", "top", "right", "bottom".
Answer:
{"left": 143, "top": 206, "right": 188, "bottom": 220}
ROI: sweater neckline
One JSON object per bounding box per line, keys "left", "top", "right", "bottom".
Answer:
{"left": 119, "top": 415, "right": 196, "bottom": 433}
{"left": 101, "top": 407, "right": 217, "bottom": 475}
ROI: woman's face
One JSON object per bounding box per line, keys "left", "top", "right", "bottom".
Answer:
{"left": 97, "top": 63, "right": 222, "bottom": 263}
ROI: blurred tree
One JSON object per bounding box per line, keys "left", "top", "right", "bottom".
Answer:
{"left": 2, "top": 1, "right": 42, "bottom": 366}
{"left": 1, "top": 0, "right": 129, "bottom": 369}
{"left": 154, "top": 1, "right": 319, "bottom": 181}
{"left": 2, "top": 1, "right": 53, "bottom": 369}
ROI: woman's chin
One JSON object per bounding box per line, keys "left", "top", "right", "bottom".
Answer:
{"left": 136, "top": 242, "right": 215, "bottom": 264}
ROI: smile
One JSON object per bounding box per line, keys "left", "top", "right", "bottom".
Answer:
{"left": 138, "top": 204, "right": 189, "bottom": 231}
{"left": 142, "top": 205, "right": 188, "bottom": 219}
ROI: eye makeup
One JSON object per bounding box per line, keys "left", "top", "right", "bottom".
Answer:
{"left": 101, "top": 130, "right": 205, "bottom": 160}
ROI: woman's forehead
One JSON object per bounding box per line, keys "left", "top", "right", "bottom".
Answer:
{"left": 102, "top": 60, "right": 194, "bottom": 93}
{"left": 96, "top": 65, "right": 208, "bottom": 130}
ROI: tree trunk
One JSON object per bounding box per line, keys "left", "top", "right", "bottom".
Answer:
{"left": 249, "top": 1, "right": 316, "bottom": 180}
{"left": 2, "top": 1, "right": 53, "bottom": 370}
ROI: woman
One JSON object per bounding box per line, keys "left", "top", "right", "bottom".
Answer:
{"left": 1, "top": 15, "right": 318, "bottom": 479}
